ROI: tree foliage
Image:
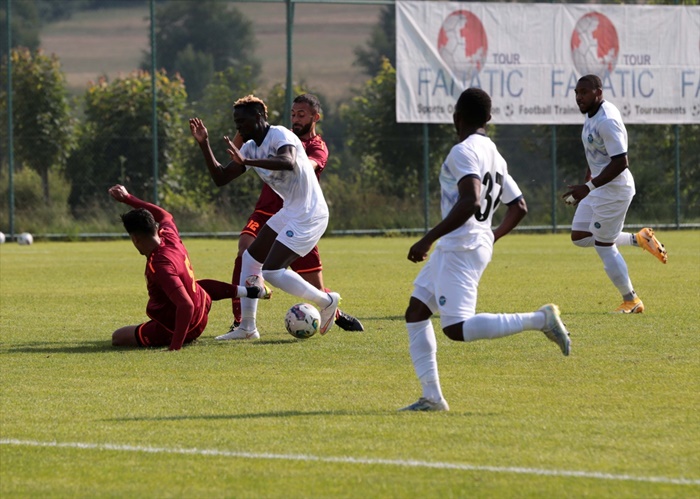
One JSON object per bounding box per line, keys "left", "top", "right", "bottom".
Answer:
{"left": 0, "top": 48, "right": 74, "bottom": 204}
{"left": 340, "top": 58, "right": 454, "bottom": 200}
{"left": 142, "top": 0, "right": 260, "bottom": 102}
{"left": 353, "top": 6, "right": 395, "bottom": 77}
{"left": 65, "top": 70, "right": 188, "bottom": 211}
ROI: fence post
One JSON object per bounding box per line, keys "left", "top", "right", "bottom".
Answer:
{"left": 551, "top": 124, "right": 557, "bottom": 233}
{"left": 150, "top": 0, "right": 158, "bottom": 203}
{"left": 5, "top": 0, "right": 14, "bottom": 238}
{"left": 284, "top": 0, "right": 295, "bottom": 126}
{"left": 675, "top": 124, "right": 680, "bottom": 229}
{"left": 423, "top": 123, "right": 429, "bottom": 232}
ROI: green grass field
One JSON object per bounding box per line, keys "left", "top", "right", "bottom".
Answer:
{"left": 1, "top": 233, "right": 699, "bottom": 497}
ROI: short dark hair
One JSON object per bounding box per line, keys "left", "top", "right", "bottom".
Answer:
{"left": 293, "top": 93, "right": 322, "bottom": 115}
{"left": 121, "top": 208, "right": 157, "bottom": 236}
{"left": 578, "top": 74, "right": 603, "bottom": 89}
{"left": 455, "top": 87, "right": 491, "bottom": 126}
{"left": 233, "top": 94, "right": 268, "bottom": 119}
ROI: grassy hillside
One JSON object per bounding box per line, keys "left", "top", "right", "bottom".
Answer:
{"left": 39, "top": 3, "right": 381, "bottom": 103}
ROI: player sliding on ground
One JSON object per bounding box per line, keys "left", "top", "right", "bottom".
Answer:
{"left": 189, "top": 95, "right": 341, "bottom": 339}
{"left": 400, "top": 88, "right": 571, "bottom": 412}
{"left": 108, "top": 185, "right": 271, "bottom": 351}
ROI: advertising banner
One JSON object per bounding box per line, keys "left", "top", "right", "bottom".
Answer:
{"left": 396, "top": 2, "right": 700, "bottom": 124}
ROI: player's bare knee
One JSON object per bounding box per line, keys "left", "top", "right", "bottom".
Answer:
{"left": 405, "top": 299, "right": 431, "bottom": 323}
{"left": 442, "top": 324, "right": 464, "bottom": 342}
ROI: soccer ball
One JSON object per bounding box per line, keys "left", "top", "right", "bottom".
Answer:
{"left": 285, "top": 303, "right": 321, "bottom": 339}
{"left": 17, "top": 232, "right": 33, "bottom": 245}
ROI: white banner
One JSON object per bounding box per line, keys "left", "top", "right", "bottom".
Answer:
{"left": 396, "top": 2, "right": 700, "bottom": 124}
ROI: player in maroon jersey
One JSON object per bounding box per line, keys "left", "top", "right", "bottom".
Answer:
{"left": 222, "top": 93, "right": 364, "bottom": 338}
{"left": 108, "top": 185, "right": 271, "bottom": 350}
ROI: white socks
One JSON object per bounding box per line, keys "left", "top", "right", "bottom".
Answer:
{"left": 407, "top": 320, "right": 444, "bottom": 403}
{"left": 240, "top": 250, "right": 263, "bottom": 330}
{"left": 615, "top": 232, "right": 637, "bottom": 247}
{"left": 262, "top": 268, "right": 330, "bottom": 308}
{"left": 595, "top": 245, "right": 635, "bottom": 299}
{"left": 461, "top": 312, "right": 545, "bottom": 341}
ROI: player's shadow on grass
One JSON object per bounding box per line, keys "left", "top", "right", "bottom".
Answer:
{"left": 107, "top": 410, "right": 380, "bottom": 422}
{"left": 5, "top": 340, "right": 114, "bottom": 354}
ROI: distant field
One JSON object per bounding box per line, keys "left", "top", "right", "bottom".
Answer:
{"left": 1, "top": 233, "right": 699, "bottom": 497}
{"left": 40, "top": 3, "right": 381, "bottom": 103}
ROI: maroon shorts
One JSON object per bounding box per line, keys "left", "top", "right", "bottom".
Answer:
{"left": 240, "top": 211, "right": 322, "bottom": 274}
{"left": 134, "top": 301, "right": 211, "bottom": 348}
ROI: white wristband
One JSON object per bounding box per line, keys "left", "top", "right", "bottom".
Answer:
{"left": 585, "top": 180, "right": 596, "bottom": 192}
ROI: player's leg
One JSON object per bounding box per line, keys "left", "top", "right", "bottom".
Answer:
{"left": 399, "top": 254, "right": 448, "bottom": 412}
{"left": 216, "top": 225, "right": 277, "bottom": 340}
{"left": 261, "top": 214, "right": 340, "bottom": 335}
{"left": 437, "top": 246, "right": 570, "bottom": 356}
{"left": 591, "top": 197, "right": 643, "bottom": 313}
{"left": 197, "top": 279, "right": 271, "bottom": 300}
{"left": 292, "top": 247, "right": 364, "bottom": 332}
{"left": 570, "top": 197, "right": 595, "bottom": 247}
{"left": 112, "top": 325, "right": 140, "bottom": 347}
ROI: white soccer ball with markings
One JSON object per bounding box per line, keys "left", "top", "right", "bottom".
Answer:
{"left": 17, "top": 232, "right": 33, "bottom": 245}
{"left": 285, "top": 303, "right": 320, "bottom": 339}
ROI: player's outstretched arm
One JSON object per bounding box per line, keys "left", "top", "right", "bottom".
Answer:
{"left": 189, "top": 117, "right": 246, "bottom": 187}
{"left": 108, "top": 184, "right": 173, "bottom": 225}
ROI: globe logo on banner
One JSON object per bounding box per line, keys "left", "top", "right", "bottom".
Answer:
{"left": 571, "top": 12, "right": 619, "bottom": 76}
{"left": 437, "top": 10, "right": 488, "bottom": 82}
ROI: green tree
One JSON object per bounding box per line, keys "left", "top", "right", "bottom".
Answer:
{"left": 65, "top": 70, "right": 188, "bottom": 211}
{"left": 0, "top": 0, "right": 40, "bottom": 55}
{"left": 353, "top": 6, "right": 395, "bottom": 77}
{"left": 142, "top": 0, "right": 260, "bottom": 102}
{"left": 0, "top": 48, "right": 74, "bottom": 204}
{"left": 339, "top": 58, "right": 453, "bottom": 200}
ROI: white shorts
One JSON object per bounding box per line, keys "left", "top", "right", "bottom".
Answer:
{"left": 571, "top": 193, "right": 632, "bottom": 243}
{"left": 266, "top": 207, "right": 328, "bottom": 257}
{"left": 412, "top": 245, "right": 492, "bottom": 329}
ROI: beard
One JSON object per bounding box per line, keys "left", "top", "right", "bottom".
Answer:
{"left": 292, "top": 122, "right": 312, "bottom": 137}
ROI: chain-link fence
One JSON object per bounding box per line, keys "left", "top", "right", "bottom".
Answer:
{"left": 1, "top": 0, "right": 698, "bottom": 240}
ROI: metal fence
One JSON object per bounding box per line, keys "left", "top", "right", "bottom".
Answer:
{"left": 2, "top": 0, "right": 698, "bottom": 240}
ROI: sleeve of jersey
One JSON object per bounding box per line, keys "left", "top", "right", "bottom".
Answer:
{"left": 599, "top": 118, "right": 627, "bottom": 157}
{"left": 122, "top": 194, "right": 174, "bottom": 227}
{"left": 451, "top": 143, "right": 481, "bottom": 181}
{"left": 501, "top": 172, "right": 523, "bottom": 205}
{"left": 306, "top": 140, "right": 328, "bottom": 170}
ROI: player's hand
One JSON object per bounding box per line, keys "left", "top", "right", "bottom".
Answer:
{"left": 408, "top": 239, "right": 431, "bottom": 263}
{"left": 108, "top": 184, "right": 129, "bottom": 202}
{"left": 563, "top": 184, "right": 590, "bottom": 204}
{"left": 189, "top": 117, "right": 209, "bottom": 143}
{"left": 224, "top": 135, "right": 246, "bottom": 166}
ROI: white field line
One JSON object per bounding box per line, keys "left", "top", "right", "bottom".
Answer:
{"left": 1, "top": 438, "right": 699, "bottom": 487}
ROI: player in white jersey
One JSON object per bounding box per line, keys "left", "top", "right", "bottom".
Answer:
{"left": 189, "top": 95, "right": 340, "bottom": 339}
{"left": 564, "top": 75, "right": 667, "bottom": 314}
{"left": 399, "top": 88, "right": 571, "bottom": 412}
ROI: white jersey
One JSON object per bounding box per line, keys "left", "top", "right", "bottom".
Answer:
{"left": 240, "top": 125, "right": 328, "bottom": 220}
{"left": 436, "top": 133, "right": 522, "bottom": 252}
{"left": 582, "top": 101, "right": 635, "bottom": 199}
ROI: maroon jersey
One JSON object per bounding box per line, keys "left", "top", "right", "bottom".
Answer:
{"left": 124, "top": 195, "right": 210, "bottom": 348}
{"left": 251, "top": 134, "right": 328, "bottom": 215}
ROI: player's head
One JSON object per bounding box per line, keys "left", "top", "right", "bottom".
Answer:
{"left": 454, "top": 88, "right": 492, "bottom": 132}
{"left": 233, "top": 95, "right": 268, "bottom": 141}
{"left": 575, "top": 74, "right": 603, "bottom": 115}
{"left": 121, "top": 208, "right": 158, "bottom": 255}
{"left": 291, "top": 93, "right": 322, "bottom": 138}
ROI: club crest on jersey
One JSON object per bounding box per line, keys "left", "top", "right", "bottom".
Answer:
{"left": 587, "top": 134, "right": 594, "bottom": 143}
{"left": 286, "top": 230, "right": 294, "bottom": 237}
{"left": 439, "top": 296, "right": 446, "bottom": 306}
{"left": 594, "top": 222, "right": 601, "bottom": 229}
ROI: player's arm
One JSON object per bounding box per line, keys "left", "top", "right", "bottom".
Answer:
{"left": 408, "top": 175, "right": 480, "bottom": 263}
{"left": 236, "top": 144, "right": 296, "bottom": 172}
{"left": 493, "top": 196, "right": 527, "bottom": 243}
{"left": 189, "top": 118, "right": 246, "bottom": 187}
{"left": 108, "top": 184, "right": 172, "bottom": 225}
{"left": 167, "top": 284, "right": 195, "bottom": 351}
{"left": 305, "top": 141, "right": 328, "bottom": 172}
